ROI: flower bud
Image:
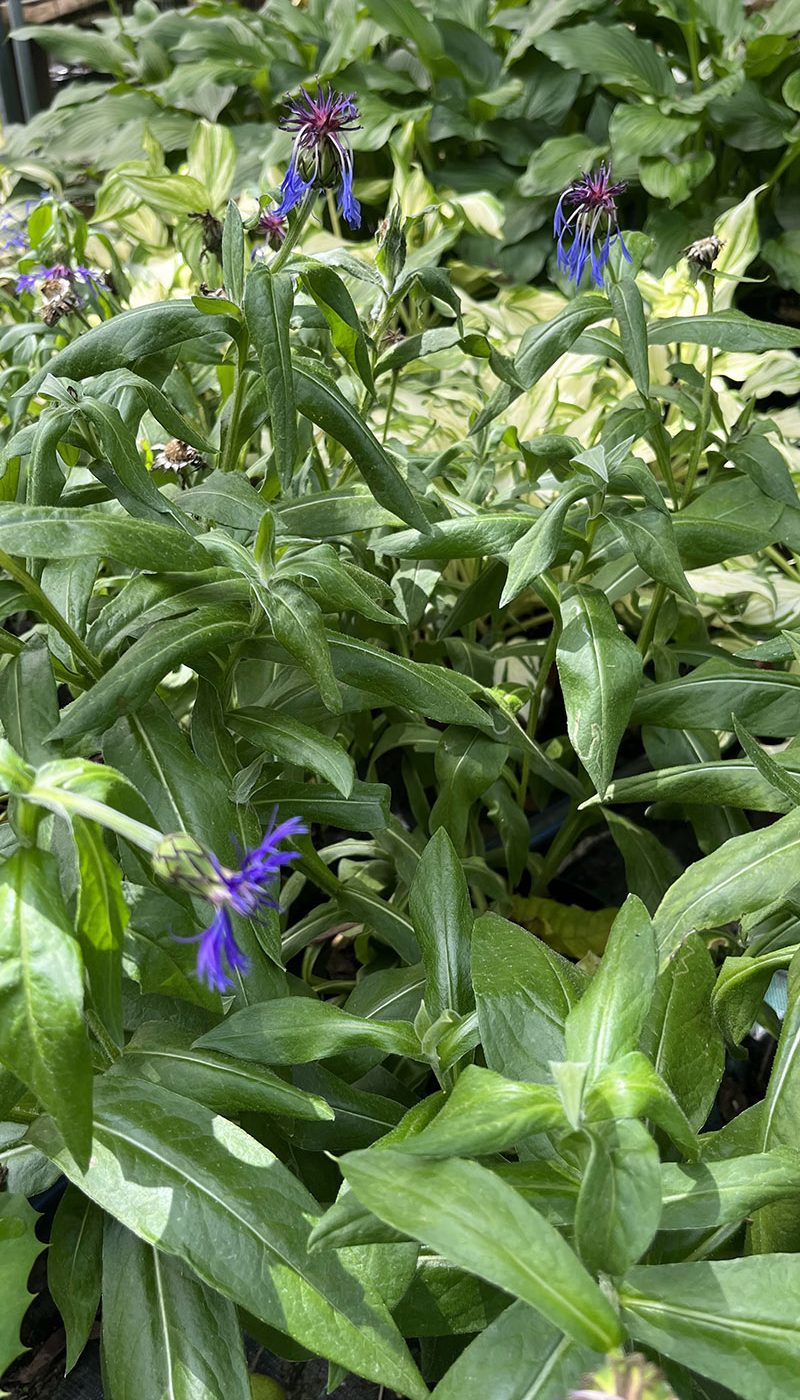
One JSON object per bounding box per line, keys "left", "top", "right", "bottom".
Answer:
{"left": 152, "top": 832, "right": 222, "bottom": 897}
{"left": 685, "top": 235, "right": 723, "bottom": 271}
{"left": 570, "top": 1353, "right": 677, "bottom": 1400}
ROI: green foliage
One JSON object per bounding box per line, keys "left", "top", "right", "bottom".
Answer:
{"left": 0, "top": 0, "right": 800, "bottom": 1396}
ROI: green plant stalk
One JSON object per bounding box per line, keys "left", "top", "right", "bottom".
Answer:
{"left": 220, "top": 346, "right": 249, "bottom": 474}
{"left": 518, "top": 625, "right": 560, "bottom": 809}
{"left": 32, "top": 784, "right": 163, "bottom": 854}
{"left": 86, "top": 1006, "right": 121, "bottom": 1064}
{"left": 0, "top": 547, "right": 102, "bottom": 680}
{"left": 637, "top": 580, "right": 668, "bottom": 658}
{"left": 269, "top": 186, "right": 318, "bottom": 274}
{"left": 681, "top": 274, "right": 715, "bottom": 507}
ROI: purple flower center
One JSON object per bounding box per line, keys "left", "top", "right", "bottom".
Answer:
{"left": 274, "top": 83, "right": 362, "bottom": 231}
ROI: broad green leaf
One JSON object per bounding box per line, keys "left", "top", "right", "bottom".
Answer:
{"left": 614, "top": 508, "right": 695, "bottom": 602}
{"left": 727, "top": 434, "right": 798, "bottom": 508}
{"left": 621, "top": 1255, "right": 800, "bottom": 1400}
{"left": 518, "top": 135, "right": 604, "bottom": 198}
{"left": 565, "top": 895, "right": 656, "bottom": 1074}
{"left": 609, "top": 105, "right": 699, "bottom": 161}
{"left": 0, "top": 1194, "right": 46, "bottom": 1385}
{"left": 429, "top": 726, "right": 508, "bottom": 852}
{"left": 653, "top": 808, "right": 800, "bottom": 964}
{"left": 608, "top": 276, "right": 650, "bottom": 398}
{"left": 536, "top": 23, "right": 674, "bottom": 96}
{"left": 713, "top": 949, "right": 791, "bottom": 1047}
{"left": 365, "top": 0, "right": 444, "bottom": 63}
{"left": 648, "top": 309, "right": 800, "bottom": 351}
{"left": 595, "top": 755, "right": 800, "bottom": 814}
{"left": 48, "top": 1186, "right": 103, "bottom": 1373}
{"left": 516, "top": 294, "right": 610, "bottom": 389}
{"left": 392, "top": 1257, "right": 507, "bottom": 1337}
{"left": 102, "top": 1219, "right": 251, "bottom": 1400}
{"left": 389, "top": 1065, "right": 565, "bottom": 1159}
{"left": 326, "top": 633, "right": 492, "bottom": 731}
{"left": 55, "top": 606, "right": 249, "bottom": 742}
{"left": 409, "top": 827, "right": 474, "bottom": 1019}
{"left": 13, "top": 22, "right": 129, "bottom": 74}
{"left": 116, "top": 1023, "right": 334, "bottom": 1120}
{"left": 573, "top": 1119, "right": 661, "bottom": 1277}
{"left": 294, "top": 360, "right": 428, "bottom": 530}
{"left": 340, "top": 1150, "right": 623, "bottom": 1351}
{"left": 301, "top": 263, "right": 374, "bottom": 391}
{"left": 262, "top": 579, "right": 341, "bottom": 713}
{"left": 194, "top": 996, "right": 420, "bottom": 1064}
{"left": 0, "top": 506, "right": 210, "bottom": 571}
{"left": 186, "top": 118, "right": 237, "bottom": 211}
{"left": 122, "top": 172, "right": 210, "bottom": 217}
{"left": 0, "top": 848, "right": 92, "bottom": 1167}
{"left": 0, "top": 637, "right": 59, "bottom": 766}
{"left": 660, "top": 1151, "right": 800, "bottom": 1231}
{"left": 375, "top": 326, "right": 462, "bottom": 376}
{"left": 556, "top": 584, "right": 642, "bottom": 796}
{"left": 230, "top": 708, "right": 354, "bottom": 796}
{"left": 31, "top": 1078, "right": 427, "bottom": 1399}
{"left": 501, "top": 487, "right": 585, "bottom": 606}
{"left": 374, "top": 513, "right": 535, "bottom": 561}
{"left": 641, "top": 934, "right": 724, "bottom": 1130}
{"left": 431, "top": 1298, "right": 597, "bottom": 1400}
{"left": 472, "top": 912, "right": 585, "bottom": 1082}
{"left": 732, "top": 717, "right": 800, "bottom": 807}
{"left": 632, "top": 664, "right": 800, "bottom": 738}
{"left": 180, "top": 471, "right": 269, "bottom": 531}
{"left": 78, "top": 397, "right": 191, "bottom": 529}
{"left": 338, "top": 884, "right": 420, "bottom": 963}
{"left": 222, "top": 201, "right": 245, "bottom": 306}
{"left": 244, "top": 267, "right": 297, "bottom": 482}
{"left": 74, "top": 817, "right": 128, "bottom": 1047}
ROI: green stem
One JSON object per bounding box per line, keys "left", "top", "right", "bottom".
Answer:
{"left": 649, "top": 418, "right": 678, "bottom": 506}
{"left": 220, "top": 347, "right": 248, "bottom": 474}
{"left": 518, "top": 624, "right": 560, "bottom": 809}
{"left": 637, "top": 580, "right": 668, "bottom": 659}
{"left": 0, "top": 548, "right": 102, "bottom": 680}
{"left": 325, "top": 188, "right": 342, "bottom": 242}
{"left": 382, "top": 370, "right": 399, "bottom": 444}
{"left": 530, "top": 805, "right": 587, "bottom": 896}
{"left": 33, "top": 785, "right": 162, "bottom": 854}
{"left": 86, "top": 1007, "right": 121, "bottom": 1064}
{"left": 269, "top": 187, "right": 318, "bottom": 274}
{"left": 683, "top": 0, "right": 702, "bottom": 93}
{"left": 681, "top": 274, "right": 715, "bottom": 507}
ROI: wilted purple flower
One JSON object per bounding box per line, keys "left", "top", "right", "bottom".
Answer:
{"left": 154, "top": 816, "right": 307, "bottom": 992}
{"left": 258, "top": 206, "right": 287, "bottom": 249}
{"left": 276, "top": 84, "right": 361, "bottom": 230}
{"left": 554, "top": 162, "right": 630, "bottom": 288}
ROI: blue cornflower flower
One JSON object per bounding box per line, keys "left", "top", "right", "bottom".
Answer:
{"left": 554, "top": 163, "right": 631, "bottom": 288}
{"left": 275, "top": 84, "right": 361, "bottom": 230}
{"left": 153, "top": 816, "right": 307, "bottom": 992}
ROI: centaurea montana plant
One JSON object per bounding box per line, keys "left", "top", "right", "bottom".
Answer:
{"left": 153, "top": 816, "right": 306, "bottom": 992}
{"left": 15, "top": 262, "right": 103, "bottom": 294}
{"left": 276, "top": 84, "right": 361, "bottom": 229}
{"left": 554, "top": 162, "right": 630, "bottom": 287}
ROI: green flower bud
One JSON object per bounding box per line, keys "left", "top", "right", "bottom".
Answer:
{"left": 571, "top": 1353, "right": 678, "bottom": 1400}
{"left": 152, "top": 832, "right": 222, "bottom": 898}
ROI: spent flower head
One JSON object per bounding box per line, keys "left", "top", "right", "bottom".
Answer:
{"left": 554, "top": 162, "right": 630, "bottom": 288}
{"left": 153, "top": 816, "right": 307, "bottom": 992}
{"left": 258, "top": 206, "right": 287, "bottom": 249}
{"left": 276, "top": 84, "right": 361, "bottom": 230}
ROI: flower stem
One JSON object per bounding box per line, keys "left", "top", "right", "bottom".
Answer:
{"left": 0, "top": 547, "right": 102, "bottom": 680}
{"left": 269, "top": 188, "right": 318, "bottom": 274}
{"left": 220, "top": 344, "right": 248, "bottom": 474}
{"left": 637, "top": 580, "right": 668, "bottom": 658}
{"left": 32, "top": 785, "right": 162, "bottom": 854}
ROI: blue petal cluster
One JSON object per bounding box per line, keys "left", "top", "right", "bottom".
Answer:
{"left": 554, "top": 163, "right": 631, "bottom": 288}
{"left": 15, "top": 263, "right": 102, "bottom": 294}
{"left": 181, "top": 816, "right": 306, "bottom": 992}
{"left": 276, "top": 85, "right": 361, "bottom": 230}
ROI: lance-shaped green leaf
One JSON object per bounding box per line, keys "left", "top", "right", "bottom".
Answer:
{"left": 641, "top": 933, "right": 724, "bottom": 1130}
{"left": 300, "top": 262, "right": 374, "bottom": 391}
{"left": 431, "top": 1298, "right": 597, "bottom": 1400}
{"left": 751, "top": 953, "right": 800, "bottom": 1253}
{"left": 556, "top": 584, "right": 642, "bottom": 796}
{"left": 48, "top": 1186, "right": 103, "bottom": 1373}
{"left": 222, "top": 200, "right": 245, "bottom": 305}
{"left": 501, "top": 486, "right": 585, "bottom": 606}
{"left": 613, "top": 507, "right": 695, "bottom": 602}
{"left": 101, "top": 1220, "right": 251, "bottom": 1400}
{"left": 0, "top": 506, "right": 210, "bottom": 571}
{"left": 472, "top": 911, "right": 585, "bottom": 1082}
{"left": 0, "top": 1193, "right": 47, "bottom": 1383}
{"left": 660, "top": 1150, "right": 800, "bottom": 1231}
{"left": 565, "top": 895, "right": 656, "bottom": 1075}
{"left": 0, "top": 848, "right": 93, "bottom": 1167}
{"left": 388, "top": 1065, "right": 565, "bottom": 1158}
{"left": 732, "top": 716, "right": 800, "bottom": 807}
{"left": 648, "top": 309, "right": 800, "bottom": 351}
{"left": 608, "top": 275, "right": 650, "bottom": 398}
{"left": 78, "top": 397, "right": 192, "bottom": 530}
{"left": 632, "top": 664, "right": 800, "bottom": 738}
{"left": 515, "top": 293, "right": 611, "bottom": 389}
{"left": 409, "top": 826, "right": 474, "bottom": 1019}
{"left": 340, "top": 1150, "right": 623, "bottom": 1352}
{"left": 621, "top": 1255, "right": 800, "bottom": 1400}
{"left": 193, "top": 996, "right": 421, "bottom": 1065}
{"left": 115, "top": 1023, "right": 334, "bottom": 1121}
{"left": 74, "top": 816, "right": 128, "bottom": 1048}
{"left": 589, "top": 755, "right": 800, "bottom": 814}
{"left": 584, "top": 1051, "right": 698, "bottom": 1159}
{"left": 294, "top": 359, "right": 428, "bottom": 530}
{"left": 429, "top": 726, "right": 508, "bottom": 852}
{"left": 230, "top": 708, "right": 354, "bottom": 796}
{"left": 573, "top": 1119, "right": 661, "bottom": 1277}
{"left": 326, "top": 633, "right": 491, "bottom": 731}
{"left": 54, "top": 606, "right": 250, "bottom": 742}
{"left": 604, "top": 810, "right": 682, "bottom": 916}
{"left": 244, "top": 266, "right": 297, "bottom": 481}
{"left": 31, "top": 1078, "right": 427, "bottom": 1400}
{"left": 261, "top": 578, "right": 341, "bottom": 713}
{"left": 653, "top": 808, "right": 800, "bottom": 964}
